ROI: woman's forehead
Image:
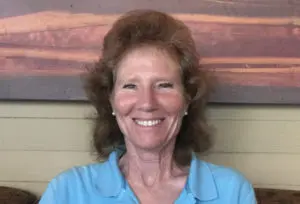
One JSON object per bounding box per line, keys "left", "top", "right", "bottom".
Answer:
{"left": 117, "top": 46, "right": 180, "bottom": 73}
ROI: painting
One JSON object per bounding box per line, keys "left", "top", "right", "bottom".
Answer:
{"left": 1, "top": 0, "right": 300, "bottom": 104}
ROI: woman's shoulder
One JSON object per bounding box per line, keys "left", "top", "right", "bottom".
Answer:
{"left": 39, "top": 161, "right": 112, "bottom": 203}
{"left": 203, "top": 160, "right": 247, "bottom": 180}
{"left": 198, "top": 159, "right": 253, "bottom": 184}
{"left": 190, "top": 156, "right": 256, "bottom": 203}
{"left": 192, "top": 156, "right": 255, "bottom": 196}
{"left": 50, "top": 161, "right": 109, "bottom": 185}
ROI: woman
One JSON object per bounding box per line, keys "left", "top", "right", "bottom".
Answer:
{"left": 40, "top": 10, "right": 256, "bottom": 204}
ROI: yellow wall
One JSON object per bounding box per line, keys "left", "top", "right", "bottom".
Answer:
{"left": 1, "top": 101, "right": 300, "bottom": 195}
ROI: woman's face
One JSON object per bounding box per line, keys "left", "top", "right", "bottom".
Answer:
{"left": 111, "top": 47, "right": 187, "bottom": 151}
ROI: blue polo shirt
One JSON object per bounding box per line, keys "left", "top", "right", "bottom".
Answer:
{"left": 40, "top": 150, "right": 256, "bottom": 203}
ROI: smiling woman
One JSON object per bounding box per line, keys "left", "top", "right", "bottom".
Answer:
{"left": 82, "top": 9, "right": 212, "bottom": 167}
{"left": 39, "top": 9, "right": 257, "bottom": 204}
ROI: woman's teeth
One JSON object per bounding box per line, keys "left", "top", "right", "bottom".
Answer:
{"left": 135, "top": 119, "right": 162, "bottom": 127}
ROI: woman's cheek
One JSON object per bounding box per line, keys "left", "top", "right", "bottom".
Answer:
{"left": 113, "top": 92, "right": 136, "bottom": 115}
{"left": 160, "top": 92, "right": 185, "bottom": 109}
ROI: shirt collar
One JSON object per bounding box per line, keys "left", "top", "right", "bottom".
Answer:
{"left": 95, "top": 149, "right": 218, "bottom": 201}
{"left": 187, "top": 153, "right": 218, "bottom": 201}
{"left": 94, "top": 148, "right": 126, "bottom": 197}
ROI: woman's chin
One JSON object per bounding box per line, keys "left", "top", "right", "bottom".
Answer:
{"left": 129, "top": 137, "right": 172, "bottom": 152}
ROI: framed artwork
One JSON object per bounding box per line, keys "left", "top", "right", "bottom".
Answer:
{"left": 1, "top": 0, "right": 299, "bottom": 104}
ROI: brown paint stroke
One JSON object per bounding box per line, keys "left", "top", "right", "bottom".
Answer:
{"left": 1, "top": 23, "right": 299, "bottom": 47}
{"left": 2, "top": 38, "right": 300, "bottom": 58}
{"left": 214, "top": 72, "right": 300, "bottom": 87}
{"left": 1, "top": 11, "right": 300, "bottom": 34}
{"left": 204, "top": 63, "right": 300, "bottom": 69}
{"left": 1, "top": 47, "right": 300, "bottom": 64}
{"left": 2, "top": 0, "right": 298, "bottom": 18}
{"left": 0, "top": 47, "right": 99, "bottom": 62}
{"left": 211, "top": 67, "right": 300, "bottom": 73}
{"left": 0, "top": 25, "right": 108, "bottom": 48}
{"left": 1, "top": 22, "right": 300, "bottom": 58}
{"left": 1, "top": 57, "right": 300, "bottom": 88}
{"left": 0, "top": 57, "right": 86, "bottom": 76}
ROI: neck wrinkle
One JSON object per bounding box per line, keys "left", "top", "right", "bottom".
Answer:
{"left": 119, "top": 141, "right": 179, "bottom": 188}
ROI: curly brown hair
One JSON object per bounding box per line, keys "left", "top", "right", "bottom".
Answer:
{"left": 84, "top": 9, "right": 213, "bottom": 166}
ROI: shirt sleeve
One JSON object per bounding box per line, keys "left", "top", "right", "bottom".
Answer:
{"left": 226, "top": 168, "right": 257, "bottom": 204}
{"left": 39, "top": 179, "right": 58, "bottom": 204}
{"left": 242, "top": 186, "right": 257, "bottom": 204}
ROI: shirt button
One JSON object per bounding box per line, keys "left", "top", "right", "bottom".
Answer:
{"left": 188, "top": 194, "right": 196, "bottom": 203}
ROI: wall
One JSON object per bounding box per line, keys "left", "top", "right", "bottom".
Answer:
{"left": 0, "top": 101, "right": 300, "bottom": 195}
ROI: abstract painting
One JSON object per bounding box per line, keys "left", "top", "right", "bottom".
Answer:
{"left": 1, "top": 0, "right": 300, "bottom": 104}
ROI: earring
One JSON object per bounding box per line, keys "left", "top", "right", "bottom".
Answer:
{"left": 184, "top": 111, "right": 188, "bottom": 116}
{"left": 112, "top": 111, "right": 115, "bottom": 116}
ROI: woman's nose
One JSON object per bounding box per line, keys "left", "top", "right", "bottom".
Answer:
{"left": 137, "top": 88, "right": 158, "bottom": 112}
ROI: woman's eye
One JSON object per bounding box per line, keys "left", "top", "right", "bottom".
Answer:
{"left": 122, "top": 83, "right": 136, "bottom": 89}
{"left": 158, "top": 82, "right": 174, "bottom": 88}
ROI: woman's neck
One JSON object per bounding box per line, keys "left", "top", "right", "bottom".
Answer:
{"left": 119, "top": 142, "right": 183, "bottom": 188}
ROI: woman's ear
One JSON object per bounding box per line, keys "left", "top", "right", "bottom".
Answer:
{"left": 182, "top": 101, "right": 189, "bottom": 116}
{"left": 184, "top": 105, "right": 189, "bottom": 115}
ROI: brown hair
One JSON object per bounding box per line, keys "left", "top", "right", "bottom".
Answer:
{"left": 84, "top": 9, "right": 212, "bottom": 166}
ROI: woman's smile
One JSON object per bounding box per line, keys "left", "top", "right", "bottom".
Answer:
{"left": 133, "top": 118, "right": 164, "bottom": 127}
